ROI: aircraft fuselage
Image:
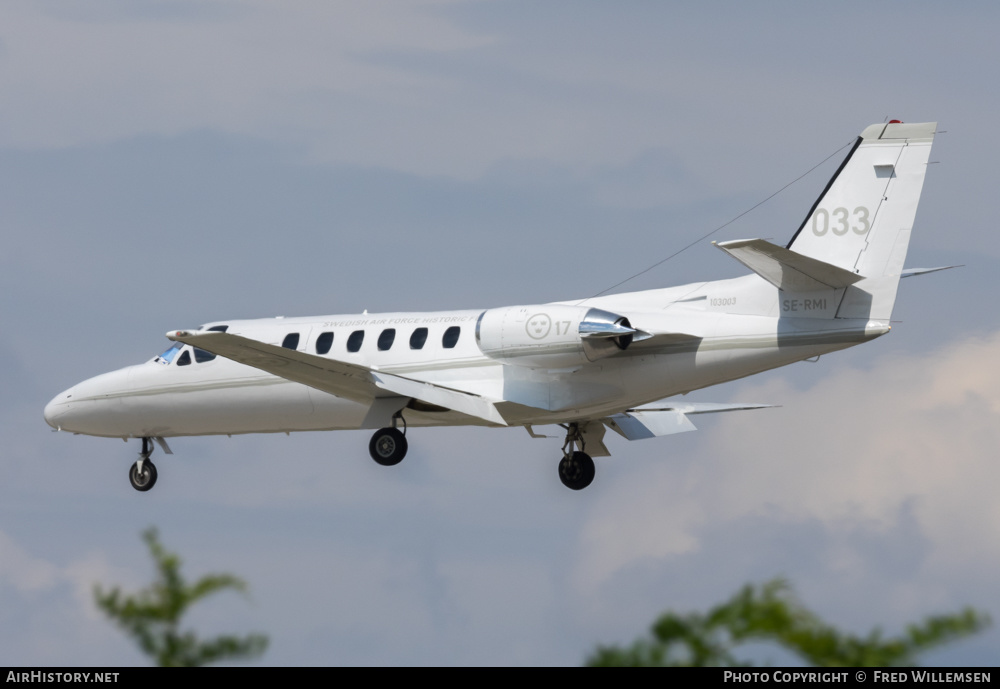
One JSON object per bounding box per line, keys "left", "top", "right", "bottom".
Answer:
{"left": 44, "top": 274, "right": 886, "bottom": 440}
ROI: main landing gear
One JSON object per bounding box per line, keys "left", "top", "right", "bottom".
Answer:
{"left": 558, "top": 423, "right": 595, "bottom": 491}
{"left": 369, "top": 414, "right": 408, "bottom": 466}
{"left": 129, "top": 437, "right": 158, "bottom": 492}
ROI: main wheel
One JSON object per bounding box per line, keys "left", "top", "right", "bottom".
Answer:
{"left": 558, "top": 451, "right": 595, "bottom": 490}
{"left": 129, "top": 460, "right": 158, "bottom": 492}
{"left": 369, "top": 427, "right": 408, "bottom": 466}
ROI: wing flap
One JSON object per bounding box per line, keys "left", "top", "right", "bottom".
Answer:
{"left": 372, "top": 372, "right": 507, "bottom": 426}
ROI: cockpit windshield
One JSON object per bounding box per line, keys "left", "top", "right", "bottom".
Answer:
{"left": 156, "top": 342, "right": 183, "bottom": 364}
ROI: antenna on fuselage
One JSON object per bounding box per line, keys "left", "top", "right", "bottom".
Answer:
{"left": 578, "top": 136, "right": 857, "bottom": 303}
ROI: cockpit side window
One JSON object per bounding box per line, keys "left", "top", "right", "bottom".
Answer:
{"left": 177, "top": 350, "right": 192, "bottom": 366}
{"left": 179, "top": 325, "right": 227, "bottom": 362}
{"left": 194, "top": 348, "right": 215, "bottom": 363}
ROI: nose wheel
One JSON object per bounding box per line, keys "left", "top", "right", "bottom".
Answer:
{"left": 129, "top": 437, "right": 158, "bottom": 492}
{"left": 558, "top": 423, "right": 595, "bottom": 490}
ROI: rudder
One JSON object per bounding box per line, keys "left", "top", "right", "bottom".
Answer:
{"left": 787, "top": 121, "right": 936, "bottom": 320}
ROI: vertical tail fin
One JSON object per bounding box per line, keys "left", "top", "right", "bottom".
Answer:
{"left": 787, "top": 121, "right": 936, "bottom": 320}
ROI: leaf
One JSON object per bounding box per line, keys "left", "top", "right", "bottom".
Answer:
{"left": 585, "top": 578, "right": 990, "bottom": 667}
{"left": 94, "top": 528, "right": 268, "bottom": 667}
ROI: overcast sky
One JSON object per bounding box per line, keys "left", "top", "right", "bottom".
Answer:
{"left": 3, "top": 0, "right": 998, "bottom": 666}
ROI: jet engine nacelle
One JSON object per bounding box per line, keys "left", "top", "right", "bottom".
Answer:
{"left": 475, "top": 304, "right": 638, "bottom": 369}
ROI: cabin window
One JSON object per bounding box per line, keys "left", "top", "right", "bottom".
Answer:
{"left": 316, "top": 331, "right": 334, "bottom": 355}
{"left": 378, "top": 328, "right": 396, "bottom": 351}
{"left": 282, "top": 333, "right": 300, "bottom": 350}
{"left": 442, "top": 326, "right": 461, "bottom": 349}
{"left": 409, "top": 327, "right": 428, "bottom": 350}
{"left": 207, "top": 325, "right": 229, "bottom": 332}
{"left": 347, "top": 330, "right": 365, "bottom": 352}
{"left": 177, "top": 349, "right": 192, "bottom": 366}
{"left": 194, "top": 348, "right": 215, "bottom": 363}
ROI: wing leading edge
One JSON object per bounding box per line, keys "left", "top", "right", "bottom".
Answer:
{"left": 166, "top": 330, "right": 508, "bottom": 426}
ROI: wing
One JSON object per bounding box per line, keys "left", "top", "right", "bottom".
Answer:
{"left": 166, "top": 330, "right": 508, "bottom": 426}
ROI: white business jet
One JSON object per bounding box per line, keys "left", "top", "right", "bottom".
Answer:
{"left": 45, "top": 121, "right": 947, "bottom": 492}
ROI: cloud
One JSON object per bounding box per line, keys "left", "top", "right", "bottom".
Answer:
{"left": 574, "top": 331, "right": 1000, "bottom": 595}
{"left": 0, "top": 1, "right": 493, "bottom": 157}
{"left": 0, "top": 530, "right": 126, "bottom": 609}
{"left": 7, "top": 0, "right": 990, "bottom": 185}
{"left": 0, "top": 531, "right": 60, "bottom": 593}
{"left": 0, "top": 530, "right": 141, "bottom": 664}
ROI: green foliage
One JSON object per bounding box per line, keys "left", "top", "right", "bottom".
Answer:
{"left": 587, "top": 579, "right": 989, "bottom": 667}
{"left": 94, "top": 528, "right": 268, "bottom": 667}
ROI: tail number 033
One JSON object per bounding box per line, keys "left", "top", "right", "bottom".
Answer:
{"left": 812, "top": 207, "right": 870, "bottom": 236}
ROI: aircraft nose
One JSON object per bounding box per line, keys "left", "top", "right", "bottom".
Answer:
{"left": 43, "top": 389, "right": 75, "bottom": 430}
{"left": 43, "top": 367, "right": 134, "bottom": 435}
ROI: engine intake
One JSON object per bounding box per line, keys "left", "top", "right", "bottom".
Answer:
{"left": 475, "top": 305, "right": 637, "bottom": 369}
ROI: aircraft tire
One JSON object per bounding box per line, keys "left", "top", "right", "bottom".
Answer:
{"left": 558, "top": 451, "right": 595, "bottom": 490}
{"left": 129, "top": 460, "right": 158, "bottom": 492}
{"left": 369, "top": 427, "right": 408, "bottom": 466}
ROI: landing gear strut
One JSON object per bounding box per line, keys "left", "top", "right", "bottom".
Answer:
{"left": 369, "top": 413, "right": 408, "bottom": 466}
{"left": 558, "top": 423, "right": 595, "bottom": 490}
{"left": 129, "top": 437, "right": 158, "bottom": 492}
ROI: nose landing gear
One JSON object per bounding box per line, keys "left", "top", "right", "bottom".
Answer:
{"left": 129, "top": 437, "right": 158, "bottom": 492}
{"left": 558, "top": 423, "right": 595, "bottom": 490}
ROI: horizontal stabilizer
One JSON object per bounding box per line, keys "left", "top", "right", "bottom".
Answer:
{"left": 604, "top": 402, "right": 773, "bottom": 441}
{"left": 605, "top": 410, "right": 697, "bottom": 440}
{"left": 901, "top": 265, "right": 962, "bottom": 278}
{"left": 166, "top": 330, "right": 508, "bottom": 426}
{"left": 714, "top": 239, "right": 863, "bottom": 292}
{"left": 633, "top": 401, "right": 776, "bottom": 415}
